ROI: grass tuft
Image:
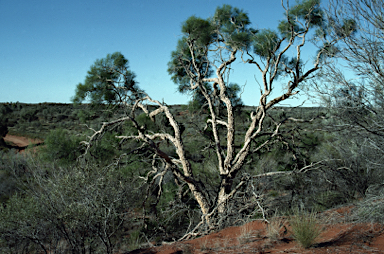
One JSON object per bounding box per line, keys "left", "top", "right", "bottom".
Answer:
{"left": 289, "top": 210, "right": 322, "bottom": 249}
{"left": 267, "top": 217, "right": 287, "bottom": 241}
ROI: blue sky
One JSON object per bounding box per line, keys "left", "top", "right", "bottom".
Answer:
{"left": 0, "top": 0, "right": 322, "bottom": 106}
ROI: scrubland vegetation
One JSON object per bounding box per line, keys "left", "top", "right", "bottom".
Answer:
{"left": 1, "top": 0, "right": 384, "bottom": 253}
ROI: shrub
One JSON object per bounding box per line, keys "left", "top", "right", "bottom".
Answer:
{"left": 39, "top": 128, "right": 83, "bottom": 165}
{"left": 354, "top": 185, "right": 384, "bottom": 224}
{"left": 0, "top": 157, "right": 141, "bottom": 254}
{"left": 19, "top": 107, "right": 38, "bottom": 122}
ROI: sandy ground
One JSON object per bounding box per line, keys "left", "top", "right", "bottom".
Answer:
{"left": 128, "top": 206, "right": 384, "bottom": 254}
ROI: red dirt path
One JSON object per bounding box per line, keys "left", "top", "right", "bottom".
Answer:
{"left": 129, "top": 206, "right": 384, "bottom": 254}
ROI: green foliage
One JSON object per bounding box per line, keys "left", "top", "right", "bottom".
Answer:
{"left": 169, "top": 1, "right": 326, "bottom": 112}
{"left": 168, "top": 38, "right": 196, "bottom": 87}
{"left": 168, "top": 38, "right": 212, "bottom": 90}
{"left": 289, "top": 210, "right": 322, "bottom": 248}
{"left": 136, "top": 113, "right": 157, "bottom": 131}
{"left": 213, "top": 4, "right": 249, "bottom": 28}
{"left": 88, "top": 131, "right": 121, "bottom": 163}
{"left": 128, "top": 229, "right": 143, "bottom": 250}
{"left": 286, "top": 0, "right": 323, "bottom": 28}
{"left": 186, "top": 99, "right": 203, "bottom": 113}
{"left": 278, "top": 20, "right": 303, "bottom": 38}
{"left": 338, "top": 18, "right": 357, "bottom": 37}
{"left": 0, "top": 194, "right": 48, "bottom": 253}
{"left": 158, "top": 180, "right": 178, "bottom": 207}
{"left": 182, "top": 16, "right": 216, "bottom": 46}
{"left": 226, "top": 83, "right": 243, "bottom": 107}
{"left": 213, "top": 4, "right": 252, "bottom": 49}
{"left": 318, "top": 42, "right": 339, "bottom": 60}
{"left": 72, "top": 52, "right": 141, "bottom": 105}
{"left": 253, "top": 29, "right": 280, "bottom": 58}
{"left": 314, "top": 190, "right": 347, "bottom": 211}
{"left": 185, "top": 82, "right": 243, "bottom": 112}
{"left": 327, "top": 16, "right": 358, "bottom": 39}
{"left": 77, "top": 109, "right": 91, "bottom": 123}
{"left": 39, "top": 128, "right": 83, "bottom": 165}
{"left": 0, "top": 152, "right": 21, "bottom": 204}
{"left": 19, "top": 107, "right": 38, "bottom": 122}
{"left": 168, "top": 4, "right": 252, "bottom": 99}
{"left": 0, "top": 105, "right": 11, "bottom": 149}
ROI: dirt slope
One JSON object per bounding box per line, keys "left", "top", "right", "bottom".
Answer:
{"left": 3, "top": 134, "right": 43, "bottom": 147}
{"left": 3, "top": 134, "right": 43, "bottom": 152}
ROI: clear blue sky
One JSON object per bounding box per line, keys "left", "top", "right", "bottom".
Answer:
{"left": 0, "top": 0, "right": 323, "bottom": 106}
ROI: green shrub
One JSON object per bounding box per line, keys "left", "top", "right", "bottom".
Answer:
{"left": 39, "top": 128, "right": 84, "bottom": 165}
{"left": 19, "top": 107, "right": 38, "bottom": 122}
{"left": 314, "top": 190, "right": 347, "bottom": 211}
{"left": 77, "top": 109, "right": 91, "bottom": 123}
{"left": 128, "top": 229, "right": 143, "bottom": 250}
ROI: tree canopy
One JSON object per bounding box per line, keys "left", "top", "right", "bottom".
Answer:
{"left": 72, "top": 52, "right": 141, "bottom": 105}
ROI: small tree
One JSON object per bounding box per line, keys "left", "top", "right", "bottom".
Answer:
{"left": 76, "top": 0, "right": 334, "bottom": 238}
{"left": 72, "top": 52, "right": 141, "bottom": 105}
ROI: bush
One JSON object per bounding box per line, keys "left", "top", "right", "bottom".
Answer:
{"left": 289, "top": 210, "right": 322, "bottom": 248}
{"left": 19, "top": 107, "right": 38, "bottom": 122}
{"left": 0, "top": 157, "right": 141, "bottom": 253}
{"left": 39, "top": 128, "right": 84, "bottom": 165}
{"left": 354, "top": 185, "right": 384, "bottom": 224}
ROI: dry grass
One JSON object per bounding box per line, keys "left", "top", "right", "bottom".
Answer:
{"left": 199, "top": 237, "right": 211, "bottom": 251}
{"left": 267, "top": 217, "right": 287, "bottom": 241}
{"left": 237, "top": 222, "right": 253, "bottom": 244}
{"left": 179, "top": 243, "right": 193, "bottom": 254}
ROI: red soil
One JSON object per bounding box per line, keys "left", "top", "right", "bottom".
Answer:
{"left": 3, "top": 134, "right": 43, "bottom": 147}
{"left": 3, "top": 134, "right": 43, "bottom": 154}
{"left": 129, "top": 206, "right": 384, "bottom": 254}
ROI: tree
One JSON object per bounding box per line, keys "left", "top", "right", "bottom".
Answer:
{"left": 309, "top": 0, "right": 384, "bottom": 197}
{"left": 72, "top": 52, "right": 141, "bottom": 105}
{"left": 79, "top": 0, "right": 333, "bottom": 238}
{"left": 313, "top": 0, "right": 383, "bottom": 129}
